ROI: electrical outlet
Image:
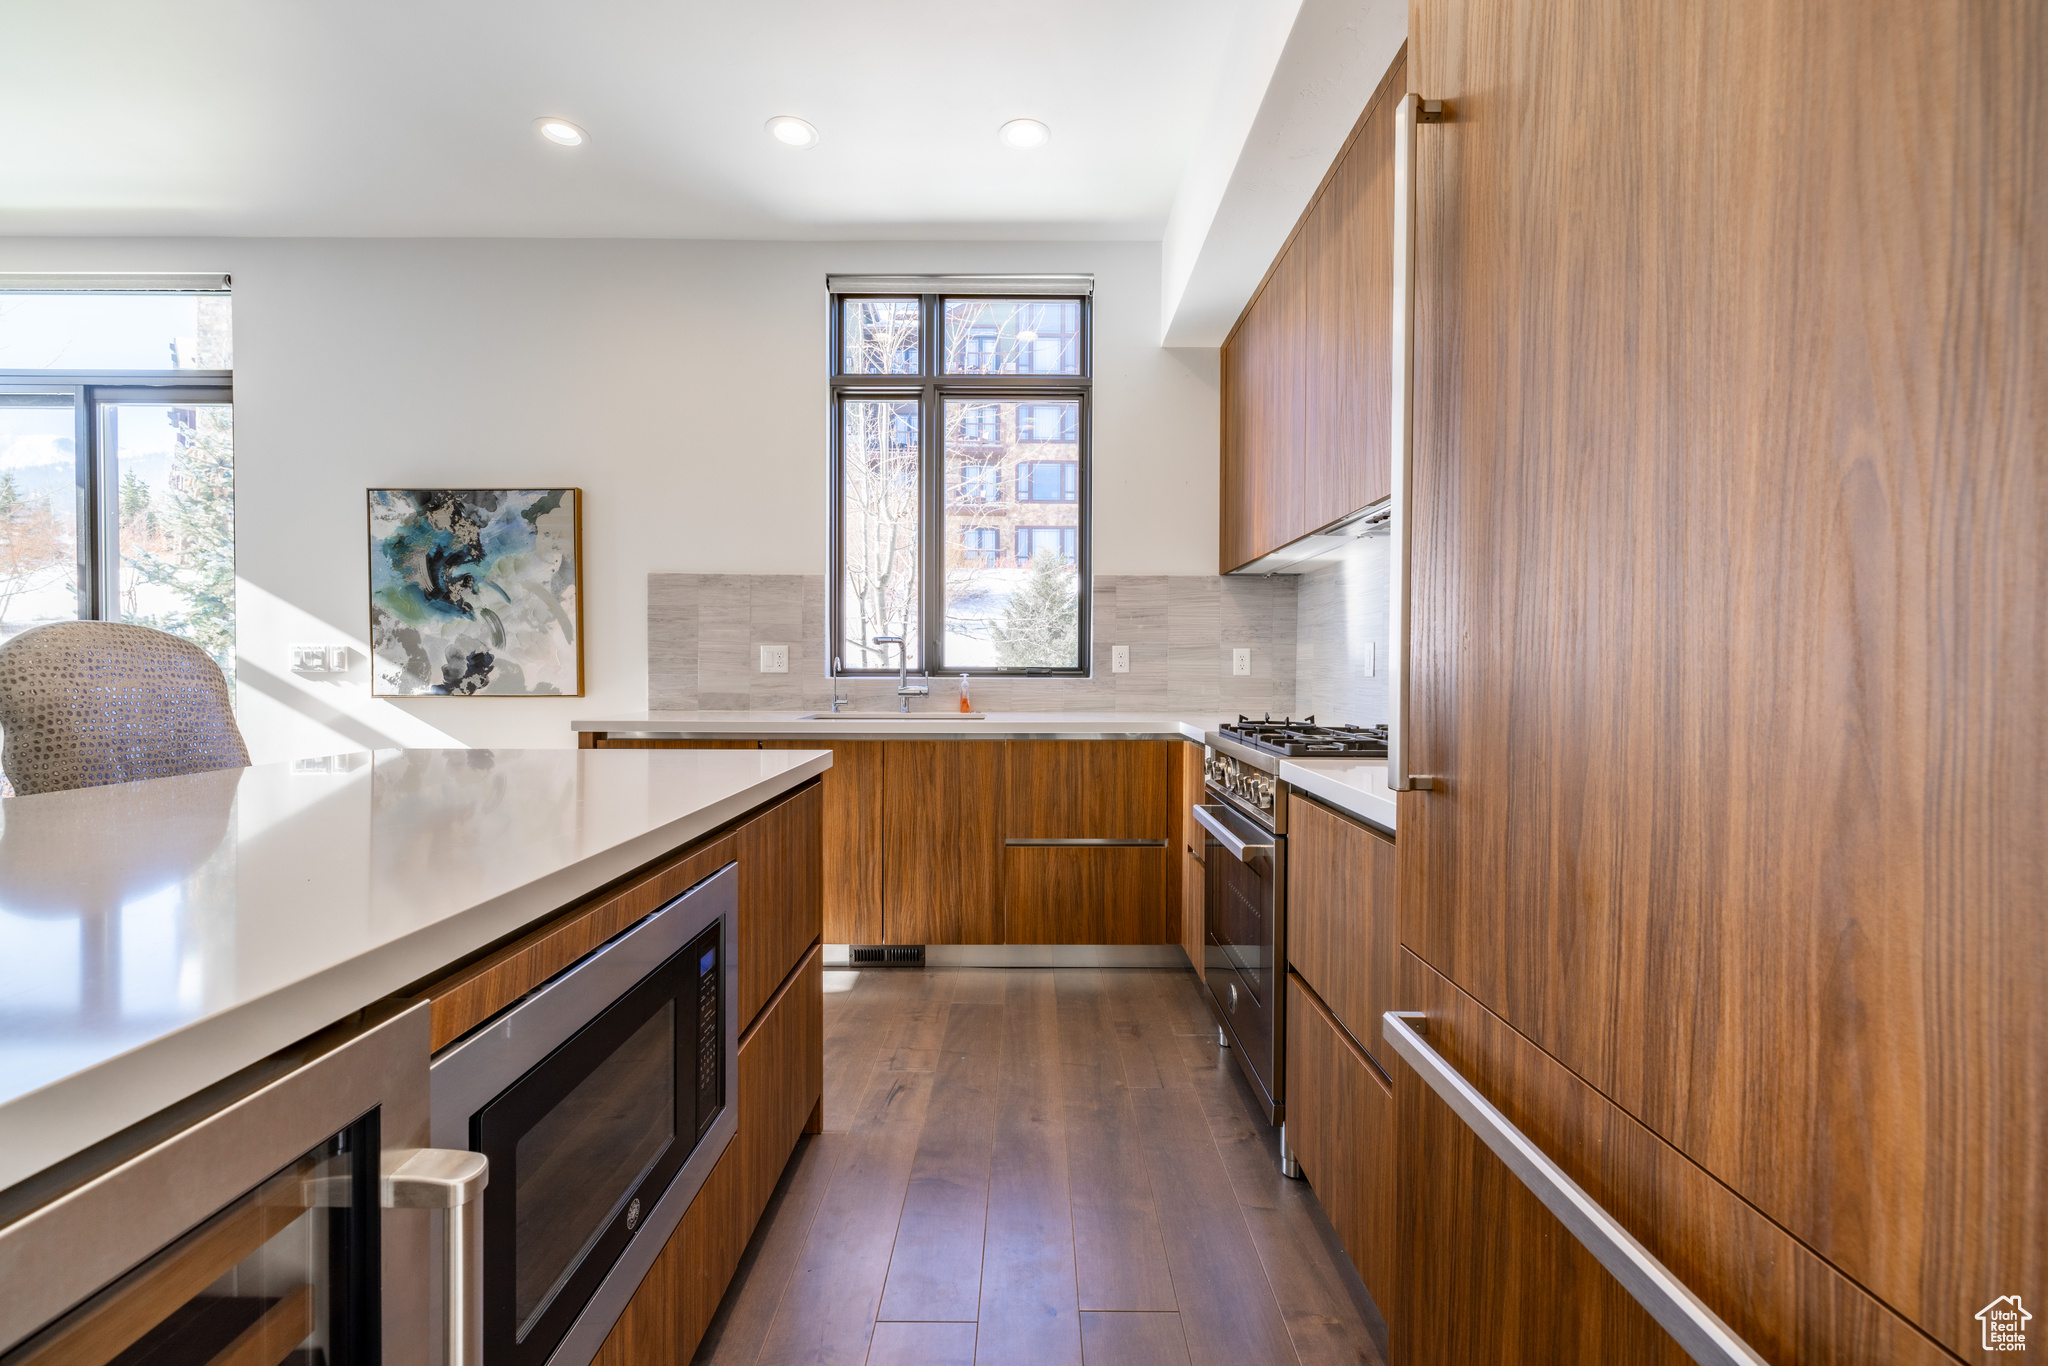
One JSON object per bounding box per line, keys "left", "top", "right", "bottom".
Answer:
{"left": 759, "top": 644, "right": 789, "bottom": 674}
{"left": 1232, "top": 647, "right": 1252, "bottom": 676}
{"left": 1111, "top": 645, "right": 1130, "bottom": 674}
{"left": 290, "top": 644, "right": 350, "bottom": 674}
{"left": 1366, "top": 641, "right": 1376, "bottom": 677}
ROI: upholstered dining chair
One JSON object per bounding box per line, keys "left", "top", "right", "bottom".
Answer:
{"left": 0, "top": 621, "right": 250, "bottom": 796}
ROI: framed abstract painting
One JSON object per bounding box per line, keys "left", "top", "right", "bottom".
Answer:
{"left": 368, "top": 488, "right": 584, "bottom": 696}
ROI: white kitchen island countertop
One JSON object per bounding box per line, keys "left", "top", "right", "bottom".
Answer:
{"left": 0, "top": 745, "right": 830, "bottom": 1192}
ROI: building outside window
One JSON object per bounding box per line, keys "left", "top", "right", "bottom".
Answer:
{"left": 1017, "top": 527, "right": 1078, "bottom": 563}
{"left": 1017, "top": 461, "right": 1078, "bottom": 503}
{"left": 961, "top": 526, "right": 1000, "bottom": 566}
{"left": 830, "top": 280, "right": 1089, "bottom": 675}
{"left": 955, "top": 464, "right": 1001, "bottom": 503}
{"left": 0, "top": 276, "right": 235, "bottom": 684}
{"left": 1017, "top": 403, "right": 1078, "bottom": 443}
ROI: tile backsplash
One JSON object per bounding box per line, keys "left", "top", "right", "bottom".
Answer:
{"left": 647, "top": 574, "right": 1298, "bottom": 716}
{"left": 1293, "top": 532, "right": 1391, "bottom": 723}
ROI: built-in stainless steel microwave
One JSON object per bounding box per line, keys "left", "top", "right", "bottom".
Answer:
{"left": 0, "top": 998, "right": 486, "bottom": 1366}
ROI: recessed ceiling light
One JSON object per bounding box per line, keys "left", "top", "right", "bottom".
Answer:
{"left": 535, "top": 118, "right": 587, "bottom": 147}
{"left": 999, "top": 118, "right": 1051, "bottom": 149}
{"left": 765, "top": 115, "right": 819, "bottom": 149}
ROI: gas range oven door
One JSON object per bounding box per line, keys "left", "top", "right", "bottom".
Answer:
{"left": 1193, "top": 800, "right": 1285, "bottom": 1123}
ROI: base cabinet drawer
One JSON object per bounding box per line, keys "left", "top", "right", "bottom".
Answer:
{"left": 1002, "top": 845, "right": 1173, "bottom": 944}
{"left": 739, "top": 943, "right": 825, "bottom": 1226}
{"left": 1286, "top": 972, "right": 1397, "bottom": 1325}
{"left": 1288, "top": 794, "right": 1396, "bottom": 1070}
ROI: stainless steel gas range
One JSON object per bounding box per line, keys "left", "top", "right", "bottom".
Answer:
{"left": 1195, "top": 718, "right": 1390, "bottom": 1127}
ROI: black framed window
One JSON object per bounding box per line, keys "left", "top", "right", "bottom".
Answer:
{"left": 830, "top": 289, "right": 1089, "bottom": 676}
{"left": 0, "top": 281, "right": 234, "bottom": 682}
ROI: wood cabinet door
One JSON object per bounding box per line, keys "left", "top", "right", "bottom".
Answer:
{"left": 1001, "top": 846, "right": 1171, "bottom": 944}
{"left": 1219, "top": 251, "right": 1306, "bottom": 569}
{"left": 1286, "top": 974, "right": 1397, "bottom": 1328}
{"left": 1304, "top": 46, "right": 1405, "bottom": 528}
{"left": 1286, "top": 795, "right": 1397, "bottom": 1071}
{"left": 1180, "top": 742, "right": 1206, "bottom": 976}
{"left": 882, "top": 741, "right": 1004, "bottom": 945}
{"left": 1003, "top": 741, "right": 1173, "bottom": 840}
{"left": 1402, "top": 0, "right": 2043, "bottom": 1352}
{"left": 759, "top": 740, "right": 883, "bottom": 945}
{"left": 1395, "top": 953, "right": 1953, "bottom": 1366}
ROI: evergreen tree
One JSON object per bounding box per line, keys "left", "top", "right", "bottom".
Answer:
{"left": 119, "top": 468, "right": 156, "bottom": 535}
{"left": 129, "top": 408, "right": 235, "bottom": 681}
{"left": 991, "top": 550, "right": 1078, "bottom": 668}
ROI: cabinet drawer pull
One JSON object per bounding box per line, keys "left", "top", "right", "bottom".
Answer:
{"left": 1381, "top": 1012, "right": 1766, "bottom": 1366}
{"left": 1003, "top": 838, "right": 1168, "bottom": 847}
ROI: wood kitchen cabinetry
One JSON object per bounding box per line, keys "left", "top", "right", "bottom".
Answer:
{"left": 1000, "top": 740, "right": 1174, "bottom": 946}
{"left": 1286, "top": 974, "right": 1397, "bottom": 1328}
{"left": 594, "top": 735, "right": 1189, "bottom": 948}
{"left": 598, "top": 737, "right": 877, "bottom": 946}
{"left": 1286, "top": 794, "right": 1396, "bottom": 1068}
{"left": 426, "top": 780, "right": 826, "bottom": 1366}
{"left": 882, "top": 741, "right": 1006, "bottom": 944}
{"left": 1393, "top": 0, "right": 2041, "bottom": 1357}
{"left": 1178, "top": 741, "right": 1205, "bottom": 977}
{"left": 1220, "top": 47, "right": 1405, "bottom": 571}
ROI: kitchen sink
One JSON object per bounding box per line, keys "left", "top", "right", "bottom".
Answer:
{"left": 796, "top": 711, "right": 987, "bottom": 720}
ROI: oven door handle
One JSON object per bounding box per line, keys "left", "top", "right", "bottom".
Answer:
{"left": 1192, "top": 804, "right": 1274, "bottom": 863}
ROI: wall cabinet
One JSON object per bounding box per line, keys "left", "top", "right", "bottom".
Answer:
{"left": 1219, "top": 48, "right": 1406, "bottom": 571}
{"left": 1286, "top": 974, "right": 1397, "bottom": 1329}
{"left": 1393, "top": 0, "right": 2038, "bottom": 1354}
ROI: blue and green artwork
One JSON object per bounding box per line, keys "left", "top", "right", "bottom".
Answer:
{"left": 368, "top": 488, "right": 582, "bottom": 696}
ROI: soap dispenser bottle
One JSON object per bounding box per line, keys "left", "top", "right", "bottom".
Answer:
{"left": 959, "top": 674, "right": 972, "bottom": 714}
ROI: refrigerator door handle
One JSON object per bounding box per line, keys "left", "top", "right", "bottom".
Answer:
{"left": 385, "top": 1149, "right": 490, "bottom": 1366}
{"left": 1389, "top": 93, "right": 1444, "bottom": 792}
{"left": 1381, "top": 1012, "right": 1767, "bottom": 1366}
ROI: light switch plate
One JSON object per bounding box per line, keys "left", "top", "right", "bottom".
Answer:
{"left": 1111, "top": 645, "right": 1130, "bottom": 674}
{"left": 1232, "top": 648, "right": 1252, "bottom": 676}
{"left": 759, "top": 644, "right": 789, "bottom": 673}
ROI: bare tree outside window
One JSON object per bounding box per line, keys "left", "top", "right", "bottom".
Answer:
{"left": 831, "top": 288, "right": 1089, "bottom": 677}
{"left": 839, "top": 399, "right": 920, "bottom": 670}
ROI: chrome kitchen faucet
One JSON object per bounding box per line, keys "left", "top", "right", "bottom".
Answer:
{"left": 870, "top": 635, "right": 929, "bottom": 712}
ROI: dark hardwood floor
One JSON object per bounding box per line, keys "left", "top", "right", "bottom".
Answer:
{"left": 692, "top": 967, "right": 1388, "bottom": 1366}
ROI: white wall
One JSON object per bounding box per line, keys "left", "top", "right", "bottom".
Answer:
{"left": 0, "top": 239, "right": 1219, "bottom": 761}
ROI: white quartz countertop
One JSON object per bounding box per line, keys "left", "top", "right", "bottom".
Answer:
{"left": 0, "top": 746, "right": 830, "bottom": 1192}
{"left": 575, "top": 711, "right": 1218, "bottom": 742}
{"left": 1279, "top": 758, "right": 1397, "bottom": 834}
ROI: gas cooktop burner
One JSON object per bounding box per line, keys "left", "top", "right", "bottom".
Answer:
{"left": 1217, "top": 715, "right": 1390, "bottom": 758}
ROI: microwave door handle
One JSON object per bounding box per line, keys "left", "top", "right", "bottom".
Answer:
{"left": 1192, "top": 804, "right": 1274, "bottom": 863}
{"left": 385, "top": 1148, "right": 490, "bottom": 1366}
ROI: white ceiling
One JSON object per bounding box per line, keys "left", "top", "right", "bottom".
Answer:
{"left": 3, "top": 0, "right": 1262, "bottom": 240}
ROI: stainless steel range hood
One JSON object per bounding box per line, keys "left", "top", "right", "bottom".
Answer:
{"left": 1224, "top": 499, "right": 1390, "bottom": 576}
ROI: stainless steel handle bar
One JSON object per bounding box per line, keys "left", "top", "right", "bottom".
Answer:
{"left": 385, "top": 1148, "right": 490, "bottom": 1366}
{"left": 1191, "top": 804, "right": 1274, "bottom": 862}
{"left": 1381, "top": 1012, "right": 1766, "bottom": 1366}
